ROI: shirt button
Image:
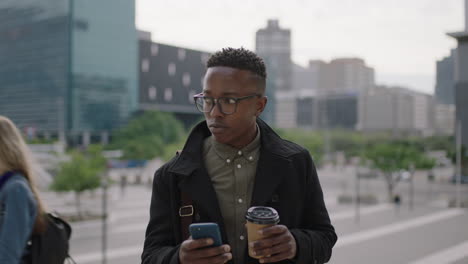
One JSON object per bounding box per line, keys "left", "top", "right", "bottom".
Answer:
{"left": 240, "top": 235, "right": 245, "bottom": 240}
{"left": 237, "top": 164, "right": 242, "bottom": 169}
{"left": 226, "top": 159, "right": 231, "bottom": 163}
{"left": 238, "top": 150, "right": 242, "bottom": 155}
{"left": 238, "top": 198, "right": 243, "bottom": 203}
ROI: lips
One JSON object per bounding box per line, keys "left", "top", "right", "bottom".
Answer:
{"left": 208, "top": 122, "right": 228, "bottom": 134}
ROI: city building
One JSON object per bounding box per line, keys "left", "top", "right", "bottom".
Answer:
{"left": 0, "top": 0, "right": 138, "bottom": 144}
{"left": 308, "top": 58, "right": 375, "bottom": 95}
{"left": 359, "top": 86, "right": 435, "bottom": 136}
{"left": 434, "top": 104, "right": 455, "bottom": 135}
{"left": 447, "top": 0, "right": 468, "bottom": 148}
{"left": 296, "top": 92, "right": 358, "bottom": 130}
{"left": 256, "top": 19, "right": 292, "bottom": 125}
{"left": 138, "top": 31, "right": 210, "bottom": 128}
{"left": 435, "top": 49, "right": 456, "bottom": 105}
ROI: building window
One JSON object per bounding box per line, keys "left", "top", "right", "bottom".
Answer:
{"left": 168, "top": 63, "right": 176, "bottom": 76}
{"left": 164, "top": 88, "right": 173, "bottom": 101}
{"left": 148, "top": 86, "right": 157, "bottom": 100}
{"left": 151, "top": 44, "right": 159, "bottom": 56}
{"left": 182, "top": 73, "right": 191, "bottom": 87}
{"left": 188, "top": 90, "right": 196, "bottom": 103}
{"left": 141, "top": 59, "right": 150, "bottom": 72}
{"left": 178, "top": 49, "right": 186, "bottom": 61}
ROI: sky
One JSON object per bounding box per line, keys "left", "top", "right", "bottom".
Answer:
{"left": 136, "top": 0, "right": 465, "bottom": 94}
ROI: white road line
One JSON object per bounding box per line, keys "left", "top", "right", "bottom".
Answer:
{"left": 408, "top": 240, "right": 468, "bottom": 264}
{"left": 73, "top": 245, "right": 142, "bottom": 263}
{"left": 331, "top": 203, "right": 393, "bottom": 221}
{"left": 335, "top": 209, "right": 466, "bottom": 249}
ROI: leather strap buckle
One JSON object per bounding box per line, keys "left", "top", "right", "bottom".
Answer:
{"left": 179, "top": 205, "right": 194, "bottom": 217}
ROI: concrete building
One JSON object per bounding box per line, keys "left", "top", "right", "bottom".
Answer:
{"left": 435, "top": 50, "right": 456, "bottom": 105}
{"left": 448, "top": 0, "right": 468, "bottom": 148}
{"left": 256, "top": 19, "right": 292, "bottom": 125}
{"left": 138, "top": 31, "right": 211, "bottom": 128}
{"left": 296, "top": 93, "right": 358, "bottom": 130}
{"left": 275, "top": 91, "right": 297, "bottom": 129}
{"left": 359, "top": 86, "right": 415, "bottom": 135}
{"left": 434, "top": 104, "right": 456, "bottom": 135}
{"left": 308, "top": 58, "right": 375, "bottom": 95}
{"left": 0, "top": 0, "right": 138, "bottom": 144}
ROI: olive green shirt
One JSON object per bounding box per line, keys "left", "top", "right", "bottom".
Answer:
{"left": 202, "top": 129, "right": 261, "bottom": 264}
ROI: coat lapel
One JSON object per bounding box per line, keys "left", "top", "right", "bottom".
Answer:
{"left": 250, "top": 150, "right": 292, "bottom": 206}
{"left": 177, "top": 168, "right": 226, "bottom": 233}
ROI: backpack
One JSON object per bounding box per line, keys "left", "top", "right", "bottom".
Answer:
{"left": 0, "top": 171, "right": 75, "bottom": 264}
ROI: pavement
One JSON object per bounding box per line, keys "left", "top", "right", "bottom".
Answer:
{"left": 40, "top": 165, "right": 468, "bottom": 264}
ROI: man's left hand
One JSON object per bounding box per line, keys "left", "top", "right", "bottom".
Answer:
{"left": 249, "top": 225, "right": 297, "bottom": 263}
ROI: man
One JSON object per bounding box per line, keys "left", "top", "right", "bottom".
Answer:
{"left": 142, "top": 48, "right": 337, "bottom": 264}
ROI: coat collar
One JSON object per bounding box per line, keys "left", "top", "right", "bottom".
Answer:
{"left": 167, "top": 118, "right": 301, "bottom": 238}
{"left": 168, "top": 118, "right": 300, "bottom": 176}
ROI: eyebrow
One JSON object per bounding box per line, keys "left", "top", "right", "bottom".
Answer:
{"left": 202, "top": 90, "right": 240, "bottom": 96}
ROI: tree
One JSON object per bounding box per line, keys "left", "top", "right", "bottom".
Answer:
{"left": 364, "top": 143, "right": 435, "bottom": 202}
{"left": 50, "top": 147, "right": 105, "bottom": 219}
{"left": 108, "top": 111, "right": 186, "bottom": 160}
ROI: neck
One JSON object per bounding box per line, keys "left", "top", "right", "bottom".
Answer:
{"left": 230, "top": 124, "right": 258, "bottom": 149}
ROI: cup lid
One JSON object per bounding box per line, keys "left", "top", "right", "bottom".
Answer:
{"left": 245, "top": 206, "right": 279, "bottom": 225}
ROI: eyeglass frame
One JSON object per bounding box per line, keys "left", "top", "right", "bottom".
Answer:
{"left": 193, "top": 93, "right": 262, "bottom": 115}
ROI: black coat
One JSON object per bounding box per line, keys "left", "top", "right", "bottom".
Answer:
{"left": 142, "top": 119, "right": 337, "bottom": 264}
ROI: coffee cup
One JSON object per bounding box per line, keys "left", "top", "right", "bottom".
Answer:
{"left": 245, "top": 206, "right": 280, "bottom": 259}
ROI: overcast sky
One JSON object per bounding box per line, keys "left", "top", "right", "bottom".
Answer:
{"left": 136, "top": 0, "right": 465, "bottom": 94}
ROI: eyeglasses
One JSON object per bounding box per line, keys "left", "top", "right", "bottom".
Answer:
{"left": 193, "top": 93, "right": 261, "bottom": 115}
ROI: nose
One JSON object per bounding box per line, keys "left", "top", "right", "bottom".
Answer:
{"left": 209, "top": 101, "right": 224, "bottom": 117}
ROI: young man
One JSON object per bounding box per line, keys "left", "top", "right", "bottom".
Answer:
{"left": 142, "top": 48, "right": 337, "bottom": 264}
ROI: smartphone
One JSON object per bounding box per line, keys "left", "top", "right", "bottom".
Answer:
{"left": 189, "top": 223, "right": 222, "bottom": 247}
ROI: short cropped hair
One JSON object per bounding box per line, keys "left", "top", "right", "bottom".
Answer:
{"left": 206, "top": 47, "right": 267, "bottom": 93}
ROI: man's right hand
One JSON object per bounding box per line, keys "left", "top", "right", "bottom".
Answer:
{"left": 179, "top": 238, "right": 232, "bottom": 264}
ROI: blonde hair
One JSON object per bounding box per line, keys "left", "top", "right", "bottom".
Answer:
{"left": 0, "top": 115, "right": 46, "bottom": 233}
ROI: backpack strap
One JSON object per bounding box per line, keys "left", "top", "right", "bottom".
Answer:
{"left": 175, "top": 149, "right": 195, "bottom": 241}
{"left": 0, "top": 171, "right": 16, "bottom": 191}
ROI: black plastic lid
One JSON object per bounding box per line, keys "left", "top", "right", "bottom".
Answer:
{"left": 245, "top": 206, "right": 280, "bottom": 225}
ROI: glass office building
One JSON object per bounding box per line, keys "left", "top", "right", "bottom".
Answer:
{"left": 0, "top": 0, "right": 138, "bottom": 140}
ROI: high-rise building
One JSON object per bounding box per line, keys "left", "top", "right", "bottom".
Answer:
{"left": 448, "top": 0, "right": 468, "bottom": 149}
{"left": 256, "top": 19, "right": 292, "bottom": 126}
{"left": 435, "top": 49, "right": 456, "bottom": 105}
{"left": 138, "top": 31, "right": 210, "bottom": 128}
{"left": 0, "top": 0, "right": 138, "bottom": 143}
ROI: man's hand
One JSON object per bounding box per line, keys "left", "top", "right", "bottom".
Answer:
{"left": 179, "top": 237, "right": 232, "bottom": 264}
{"left": 249, "top": 225, "right": 297, "bottom": 263}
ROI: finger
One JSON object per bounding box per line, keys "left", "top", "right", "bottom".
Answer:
{"left": 258, "top": 250, "right": 295, "bottom": 263}
{"left": 250, "top": 233, "right": 290, "bottom": 250}
{"left": 259, "top": 225, "right": 287, "bottom": 236}
{"left": 252, "top": 241, "right": 292, "bottom": 258}
{"left": 190, "top": 252, "right": 232, "bottom": 264}
{"left": 189, "top": 245, "right": 231, "bottom": 259}
{"left": 182, "top": 238, "right": 214, "bottom": 251}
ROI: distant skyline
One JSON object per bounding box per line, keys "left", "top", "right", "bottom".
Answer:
{"left": 136, "top": 0, "right": 464, "bottom": 94}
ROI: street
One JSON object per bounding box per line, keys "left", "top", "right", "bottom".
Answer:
{"left": 41, "top": 165, "right": 468, "bottom": 264}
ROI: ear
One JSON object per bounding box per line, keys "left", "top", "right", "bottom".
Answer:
{"left": 256, "top": 96, "right": 268, "bottom": 117}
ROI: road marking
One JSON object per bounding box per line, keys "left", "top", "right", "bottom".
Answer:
{"left": 408, "top": 240, "right": 468, "bottom": 264}
{"left": 331, "top": 203, "right": 393, "bottom": 221}
{"left": 74, "top": 245, "right": 142, "bottom": 263}
{"left": 335, "top": 209, "right": 465, "bottom": 249}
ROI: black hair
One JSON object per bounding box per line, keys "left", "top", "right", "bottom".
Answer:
{"left": 206, "top": 48, "right": 267, "bottom": 93}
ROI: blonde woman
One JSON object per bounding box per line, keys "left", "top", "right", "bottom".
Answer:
{"left": 0, "top": 115, "right": 46, "bottom": 264}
